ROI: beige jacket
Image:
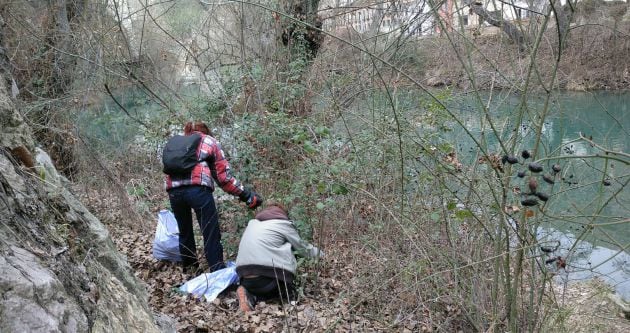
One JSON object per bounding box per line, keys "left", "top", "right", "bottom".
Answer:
{"left": 235, "top": 207, "right": 322, "bottom": 282}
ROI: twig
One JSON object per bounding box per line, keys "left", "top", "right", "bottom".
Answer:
{"left": 104, "top": 84, "right": 149, "bottom": 128}
{"left": 535, "top": 154, "right": 629, "bottom": 166}
{"left": 579, "top": 132, "right": 630, "bottom": 159}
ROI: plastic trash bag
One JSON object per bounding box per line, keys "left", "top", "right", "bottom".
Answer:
{"left": 152, "top": 210, "right": 182, "bottom": 262}
{"left": 179, "top": 261, "right": 239, "bottom": 302}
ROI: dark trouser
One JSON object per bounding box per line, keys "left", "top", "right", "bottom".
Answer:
{"left": 168, "top": 186, "right": 225, "bottom": 272}
{"left": 240, "top": 276, "right": 296, "bottom": 302}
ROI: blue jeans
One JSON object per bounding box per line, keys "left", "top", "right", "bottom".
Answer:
{"left": 168, "top": 186, "right": 225, "bottom": 272}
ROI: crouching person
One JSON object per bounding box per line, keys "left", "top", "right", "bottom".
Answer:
{"left": 235, "top": 204, "right": 323, "bottom": 312}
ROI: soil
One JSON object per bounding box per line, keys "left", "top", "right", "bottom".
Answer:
{"left": 104, "top": 215, "right": 385, "bottom": 332}
{"left": 550, "top": 279, "right": 630, "bottom": 333}
{"left": 75, "top": 184, "right": 379, "bottom": 332}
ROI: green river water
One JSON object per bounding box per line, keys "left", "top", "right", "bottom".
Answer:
{"left": 448, "top": 90, "right": 629, "bottom": 297}
{"left": 449, "top": 90, "right": 628, "bottom": 244}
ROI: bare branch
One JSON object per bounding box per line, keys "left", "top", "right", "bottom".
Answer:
{"left": 464, "top": 0, "right": 529, "bottom": 51}
{"left": 104, "top": 83, "right": 149, "bottom": 128}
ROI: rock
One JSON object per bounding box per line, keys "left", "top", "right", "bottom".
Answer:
{"left": 154, "top": 313, "right": 177, "bottom": 333}
{"left": 0, "top": 246, "right": 89, "bottom": 332}
{"left": 0, "top": 79, "right": 34, "bottom": 150}
{"left": 0, "top": 75, "right": 162, "bottom": 332}
{"left": 35, "top": 147, "right": 62, "bottom": 190}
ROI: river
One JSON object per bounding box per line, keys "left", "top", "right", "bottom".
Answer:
{"left": 449, "top": 90, "right": 629, "bottom": 299}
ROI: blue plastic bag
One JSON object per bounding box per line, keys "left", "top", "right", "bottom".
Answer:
{"left": 152, "top": 210, "right": 182, "bottom": 262}
{"left": 179, "top": 261, "right": 239, "bottom": 302}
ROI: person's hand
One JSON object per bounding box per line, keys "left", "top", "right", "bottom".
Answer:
{"left": 246, "top": 192, "right": 263, "bottom": 209}
{"left": 240, "top": 190, "right": 263, "bottom": 209}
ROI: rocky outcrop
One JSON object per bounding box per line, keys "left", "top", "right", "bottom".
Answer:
{"left": 0, "top": 74, "right": 171, "bottom": 331}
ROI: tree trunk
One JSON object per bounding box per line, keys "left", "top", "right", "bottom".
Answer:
{"left": 47, "top": 0, "right": 74, "bottom": 95}
{"left": 550, "top": 0, "right": 574, "bottom": 51}
{"left": 281, "top": 0, "right": 323, "bottom": 57}
{"left": 466, "top": 0, "right": 528, "bottom": 51}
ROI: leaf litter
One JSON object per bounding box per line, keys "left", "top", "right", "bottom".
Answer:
{"left": 83, "top": 204, "right": 372, "bottom": 331}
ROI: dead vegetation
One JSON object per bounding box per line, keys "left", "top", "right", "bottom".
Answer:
{"left": 78, "top": 186, "right": 406, "bottom": 332}
{"left": 3, "top": 1, "right": 629, "bottom": 332}
{"left": 547, "top": 279, "right": 630, "bottom": 333}
{"left": 421, "top": 14, "right": 630, "bottom": 91}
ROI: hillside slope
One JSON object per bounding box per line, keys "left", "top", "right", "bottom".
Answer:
{"left": 420, "top": 5, "right": 630, "bottom": 91}
{"left": 0, "top": 75, "right": 173, "bottom": 332}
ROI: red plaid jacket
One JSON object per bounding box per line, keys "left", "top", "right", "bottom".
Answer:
{"left": 164, "top": 132, "right": 245, "bottom": 197}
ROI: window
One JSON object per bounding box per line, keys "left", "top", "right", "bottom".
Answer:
{"left": 462, "top": 15, "right": 468, "bottom": 26}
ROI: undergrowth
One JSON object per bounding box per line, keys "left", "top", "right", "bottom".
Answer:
{"left": 8, "top": 1, "right": 629, "bottom": 331}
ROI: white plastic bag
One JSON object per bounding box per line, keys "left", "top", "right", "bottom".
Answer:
{"left": 152, "top": 210, "right": 182, "bottom": 262}
{"left": 179, "top": 261, "right": 239, "bottom": 302}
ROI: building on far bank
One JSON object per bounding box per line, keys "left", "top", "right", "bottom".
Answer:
{"left": 320, "top": 0, "right": 434, "bottom": 36}
{"left": 319, "top": 0, "right": 543, "bottom": 37}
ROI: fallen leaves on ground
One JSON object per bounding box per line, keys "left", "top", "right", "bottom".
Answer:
{"left": 104, "top": 216, "right": 378, "bottom": 332}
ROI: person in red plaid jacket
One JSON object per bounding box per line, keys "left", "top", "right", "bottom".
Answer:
{"left": 166, "top": 121, "right": 262, "bottom": 273}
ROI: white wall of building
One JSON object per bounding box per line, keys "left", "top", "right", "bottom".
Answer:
{"left": 320, "top": 0, "right": 549, "bottom": 37}
{"left": 320, "top": 0, "right": 435, "bottom": 36}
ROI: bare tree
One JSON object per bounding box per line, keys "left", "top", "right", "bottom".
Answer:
{"left": 465, "top": 0, "right": 529, "bottom": 51}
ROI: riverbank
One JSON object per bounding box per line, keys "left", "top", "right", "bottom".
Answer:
{"left": 75, "top": 185, "right": 384, "bottom": 332}
{"left": 73, "top": 175, "right": 629, "bottom": 332}
{"left": 549, "top": 279, "right": 630, "bottom": 332}
{"left": 420, "top": 19, "right": 630, "bottom": 91}
{"left": 91, "top": 197, "right": 630, "bottom": 332}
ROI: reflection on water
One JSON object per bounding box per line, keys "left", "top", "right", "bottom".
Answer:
{"left": 538, "top": 227, "right": 630, "bottom": 299}
{"left": 450, "top": 91, "right": 629, "bottom": 299}
{"left": 559, "top": 137, "right": 590, "bottom": 156}
{"left": 451, "top": 90, "right": 629, "bottom": 161}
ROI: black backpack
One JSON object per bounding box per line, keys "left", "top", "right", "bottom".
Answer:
{"left": 162, "top": 134, "right": 202, "bottom": 176}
